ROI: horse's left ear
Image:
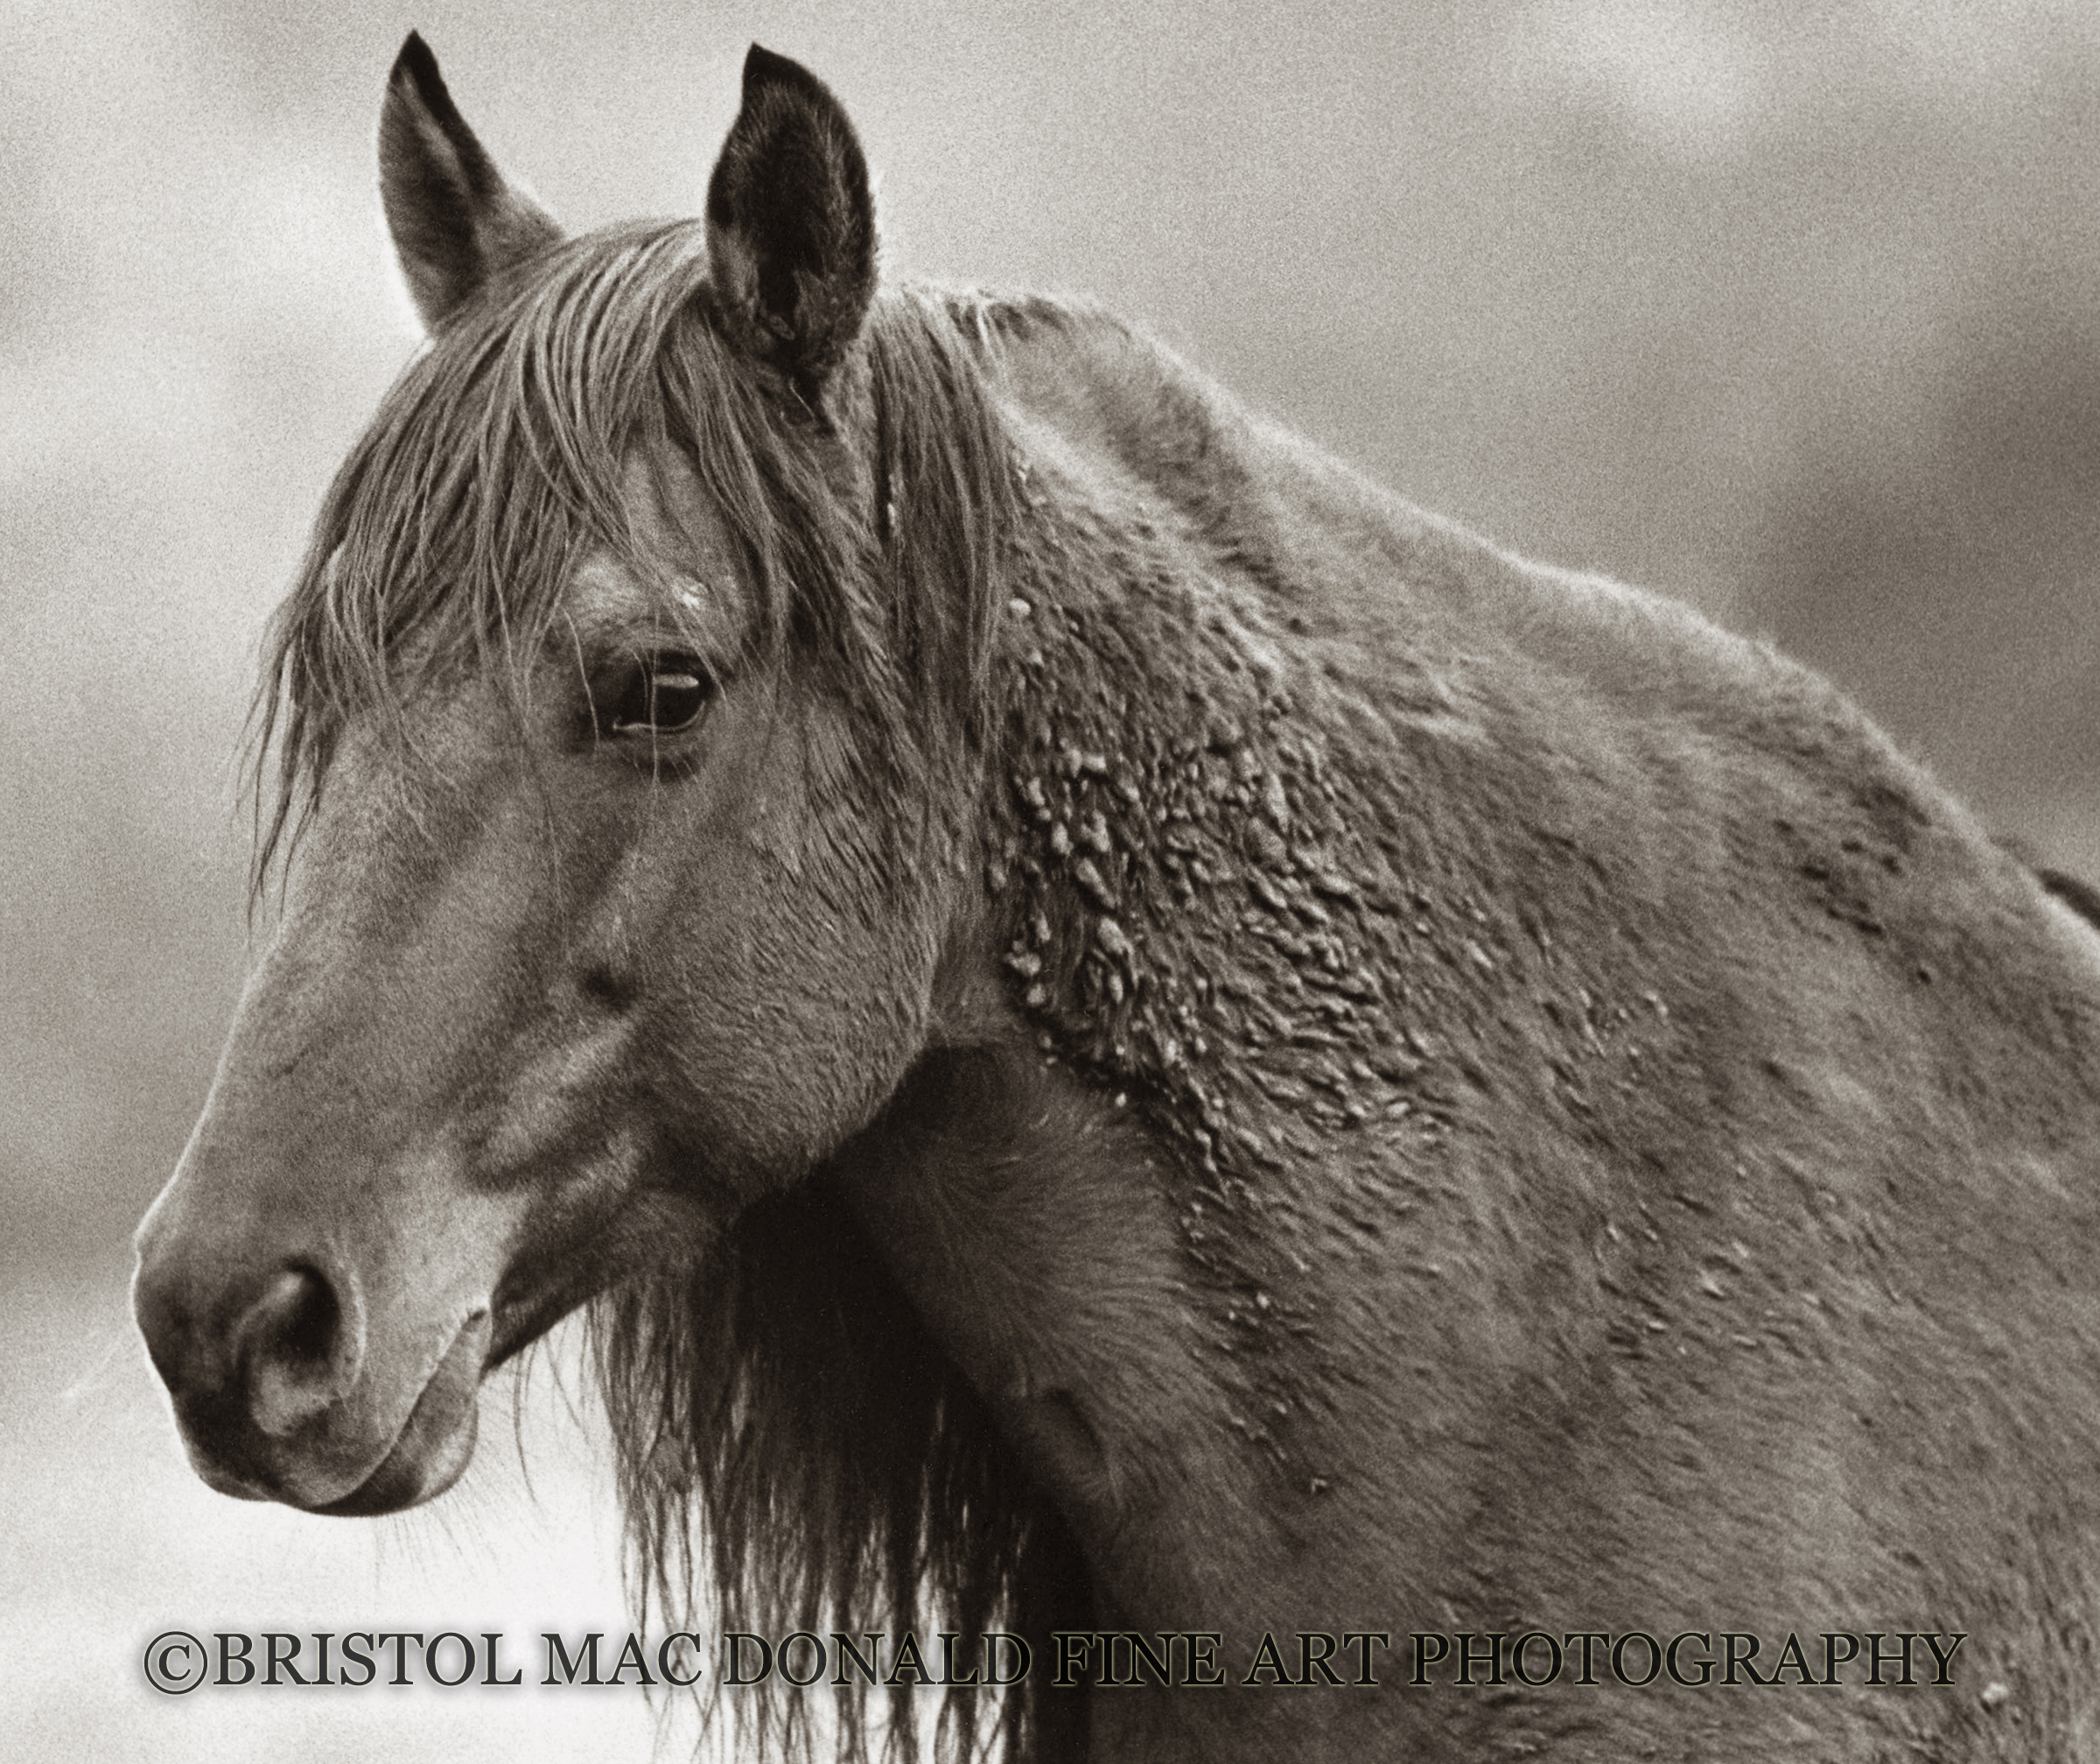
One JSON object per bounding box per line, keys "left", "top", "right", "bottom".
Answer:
{"left": 705, "top": 46, "right": 878, "bottom": 405}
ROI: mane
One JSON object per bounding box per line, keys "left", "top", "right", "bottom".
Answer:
{"left": 249, "top": 222, "right": 1090, "bottom": 1760}
{"left": 596, "top": 1176, "right": 1093, "bottom": 1764}
{"left": 251, "top": 220, "right": 1012, "bottom": 892}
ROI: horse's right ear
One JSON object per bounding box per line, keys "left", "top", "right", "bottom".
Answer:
{"left": 379, "top": 33, "right": 562, "bottom": 331}
{"left": 704, "top": 46, "right": 878, "bottom": 406}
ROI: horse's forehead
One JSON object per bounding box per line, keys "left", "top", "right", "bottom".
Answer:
{"left": 564, "top": 448, "right": 750, "bottom": 644}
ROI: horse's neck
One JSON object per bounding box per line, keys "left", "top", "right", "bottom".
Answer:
{"left": 833, "top": 297, "right": 2100, "bottom": 1754}
{"left": 818, "top": 322, "right": 1478, "bottom": 1642}
{"left": 831, "top": 1030, "right": 1340, "bottom": 1631}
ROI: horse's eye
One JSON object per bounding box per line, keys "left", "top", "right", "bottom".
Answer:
{"left": 602, "top": 653, "right": 714, "bottom": 735}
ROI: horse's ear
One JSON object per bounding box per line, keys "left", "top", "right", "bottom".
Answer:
{"left": 379, "top": 32, "right": 563, "bottom": 331}
{"left": 704, "top": 46, "right": 878, "bottom": 403}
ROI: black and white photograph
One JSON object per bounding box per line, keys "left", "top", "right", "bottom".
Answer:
{"left": 10, "top": 1, "right": 2100, "bottom": 1759}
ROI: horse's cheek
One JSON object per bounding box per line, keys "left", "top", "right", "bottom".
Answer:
{"left": 643, "top": 774, "right": 946, "bottom": 1178}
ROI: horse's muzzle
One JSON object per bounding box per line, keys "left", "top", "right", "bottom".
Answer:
{"left": 132, "top": 1225, "right": 492, "bottom": 1514}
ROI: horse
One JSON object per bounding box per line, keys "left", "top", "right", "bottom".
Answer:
{"left": 132, "top": 34, "right": 2100, "bottom": 1764}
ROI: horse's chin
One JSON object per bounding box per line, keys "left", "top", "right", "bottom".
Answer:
{"left": 312, "top": 1310, "right": 491, "bottom": 1516}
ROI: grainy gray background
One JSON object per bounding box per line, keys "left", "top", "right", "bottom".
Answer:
{"left": 8, "top": 1, "right": 2098, "bottom": 1756}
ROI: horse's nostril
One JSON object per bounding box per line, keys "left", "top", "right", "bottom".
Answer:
{"left": 240, "top": 1263, "right": 363, "bottom": 1438}
{"left": 271, "top": 1265, "right": 339, "bottom": 1365}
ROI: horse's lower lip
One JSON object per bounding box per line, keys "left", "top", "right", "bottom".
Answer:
{"left": 316, "top": 1310, "right": 492, "bottom": 1516}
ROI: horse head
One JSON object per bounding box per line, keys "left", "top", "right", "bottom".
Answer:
{"left": 133, "top": 38, "right": 978, "bottom": 1517}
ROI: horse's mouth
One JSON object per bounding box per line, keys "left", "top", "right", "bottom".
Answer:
{"left": 314, "top": 1309, "right": 493, "bottom": 1516}
{"left": 481, "top": 1185, "right": 715, "bottom": 1372}
{"left": 486, "top": 1278, "right": 584, "bottom": 1372}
